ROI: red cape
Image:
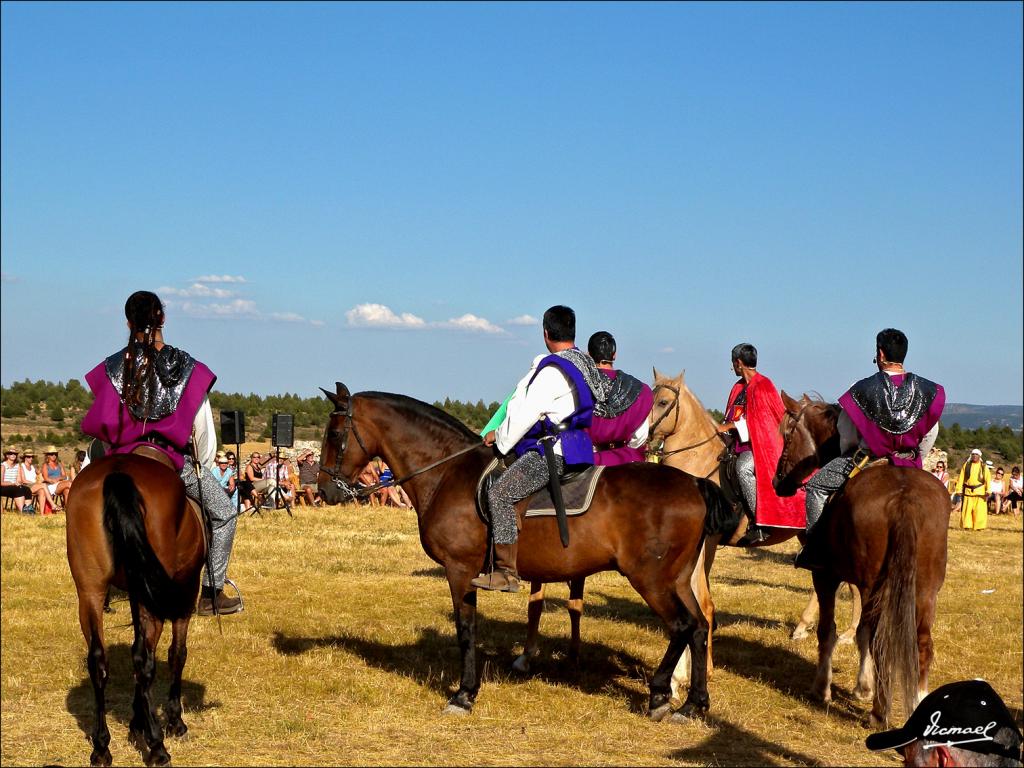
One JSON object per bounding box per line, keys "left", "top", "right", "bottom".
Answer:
{"left": 726, "top": 372, "right": 805, "bottom": 528}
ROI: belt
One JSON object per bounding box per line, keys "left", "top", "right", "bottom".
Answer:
{"left": 142, "top": 434, "right": 183, "bottom": 452}
{"left": 596, "top": 441, "right": 627, "bottom": 451}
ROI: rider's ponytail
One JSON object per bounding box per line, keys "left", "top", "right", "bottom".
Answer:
{"left": 121, "top": 291, "right": 165, "bottom": 419}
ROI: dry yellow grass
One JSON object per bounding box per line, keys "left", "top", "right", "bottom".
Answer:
{"left": 1, "top": 504, "right": 1021, "bottom": 767}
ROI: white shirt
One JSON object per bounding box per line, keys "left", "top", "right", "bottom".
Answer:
{"left": 495, "top": 354, "right": 581, "bottom": 457}
{"left": 192, "top": 397, "right": 217, "bottom": 469}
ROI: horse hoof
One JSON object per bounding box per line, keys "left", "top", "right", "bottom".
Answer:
{"left": 442, "top": 703, "right": 471, "bottom": 716}
{"left": 854, "top": 686, "right": 874, "bottom": 702}
{"left": 511, "top": 655, "right": 531, "bottom": 675}
{"left": 837, "top": 632, "right": 856, "bottom": 645}
{"left": 809, "top": 685, "right": 831, "bottom": 703}
{"left": 670, "top": 702, "right": 709, "bottom": 722}
{"left": 649, "top": 703, "right": 673, "bottom": 722}
{"left": 791, "top": 626, "right": 810, "bottom": 641}
{"left": 146, "top": 746, "right": 171, "bottom": 767}
{"left": 90, "top": 748, "right": 113, "bottom": 767}
{"left": 166, "top": 719, "right": 188, "bottom": 738}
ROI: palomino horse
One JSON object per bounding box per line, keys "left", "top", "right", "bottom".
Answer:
{"left": 66, "top": 453, "right": 206, "bottom": 767}
{"left": 774, "top": 393, "right": 949, "bottom": 724}
{"left": 317, "top": 383, "right": 732, "bottom": 720}
{"left": 648, "top": 370, "right": 862, "bottom": 652}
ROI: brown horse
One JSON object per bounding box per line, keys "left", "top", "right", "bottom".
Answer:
{"left": 774, "top": 393, "right": 949, "bottom": 725}
{"left": 316, "top": 383, "right": 732, "bottom": 720}
{"left": 66, "top": 453, "right": 206, "bottom": 766}
{"left": 648, "top": 370, "right": 862, "bottom": 655}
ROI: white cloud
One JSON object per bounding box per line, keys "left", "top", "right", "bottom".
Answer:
{"left": 193, "top": 274, "right": 247, "bottom": 284}
{"left": 159, "top": 283, "right": 236, "bottom": 298}
{"left": 0, "top": 272, "right": 17, "bottom": 284}
{"left": 439, "top": 313, "right": 506, "bottom": 334}
{"left": 179, "top": 299, "right": 259, "bottom": 318}
{"left": 345, "top": 303, "right": 427, "bottom": 329}
{"left": 270, "top": 311, "right": 307, "bottom": 323}
{"left": 660, "top": 346, "right": 675, "bottom": 354}
{"left": 506, "top": 314, "right": 539, "bottom": 326}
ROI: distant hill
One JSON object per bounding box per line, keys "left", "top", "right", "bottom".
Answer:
{"left": 943, "top": 403, "right": 1022, "bottom": 431}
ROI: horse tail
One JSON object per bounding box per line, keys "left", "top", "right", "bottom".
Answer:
{"left": 697, "top": 477, "right": 741, "bottom": 537}
{"left": 865, "top": 496, "right": 919, "bottom": 720}
{"left": 103, "top": 471, "right": 192, "bottom": 619}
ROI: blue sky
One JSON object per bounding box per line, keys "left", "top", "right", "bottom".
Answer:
{"left": 2, "top": 2, "right": 1021, "bottom": 412}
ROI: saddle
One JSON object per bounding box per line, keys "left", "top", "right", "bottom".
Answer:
{"left": 475, "top": 457, "right": 606, "bottom": 526}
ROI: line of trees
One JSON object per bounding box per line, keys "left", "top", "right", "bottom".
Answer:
{"left": 1, "top": 380, "right": 1021, "bottom": 461}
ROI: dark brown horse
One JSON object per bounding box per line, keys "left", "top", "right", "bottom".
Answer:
{"left": 317, "top": 383, "right": 733, "bottom": 720}
{"left": 773, "top": 393, "right": 949, "bottom": 725}
{"left": 66, "top": 453, "right": 206, "bottom": 766}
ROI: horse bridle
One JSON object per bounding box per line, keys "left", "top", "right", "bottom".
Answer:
{"left": 319, "top": 401, "right": 372, "bottom": 501}
{"left": 777, "top": 402, "right": 817, "bottom": 489}
{"left": 647, "top": 382, "right": 727, "bottom": 466}
{"left": 318, "top": 398, "right": 482, "bottom": 502}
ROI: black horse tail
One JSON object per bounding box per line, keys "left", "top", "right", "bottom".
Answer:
{"left": 697, "top": 477, "right": 742, "bottom": 538}
{"left": 865, "top": 498, "right": 919, "bottom": 722}
{"left": 103, "top": 472, "right": 192, "bottom": 619}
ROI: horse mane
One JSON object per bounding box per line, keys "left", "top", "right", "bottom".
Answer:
{"left": 357, "top": 391, "right": 480, "bottom": 442}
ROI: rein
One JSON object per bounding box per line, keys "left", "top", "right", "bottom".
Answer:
{"left": 319, "top": 401, "right": 481, "bottom": 501}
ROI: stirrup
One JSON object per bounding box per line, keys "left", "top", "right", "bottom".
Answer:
{"left": 222, "top": 577, "right": 244, "bottom": 612}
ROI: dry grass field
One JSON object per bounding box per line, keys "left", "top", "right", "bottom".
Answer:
{"left": 1, "top": 502, "right": 1021, "bottom": 767}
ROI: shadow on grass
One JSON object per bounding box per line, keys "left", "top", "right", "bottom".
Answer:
{"left": 66, "top": 642, "right": 216, "bottom": 762}
{"left": 410, "top": 566, "right": 446, "bottom": 579}
{"left": 670, "top": 714, "right": 824, "bottom": 767}
{"left": 713, "top": 634, "right": 867, "bottom": 726}
{"left": 732, "top": 545, "right": 800, "bottom": 567}
{"left": 271, "top": 618, "right": 655, "bottom": 714}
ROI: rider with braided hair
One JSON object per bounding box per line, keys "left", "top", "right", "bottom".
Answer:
{"left": 81, "top": 291, "right": 242, "bottom": 615}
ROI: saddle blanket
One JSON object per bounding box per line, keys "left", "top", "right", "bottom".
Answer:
{"left": 476, "top": 457, "right": 605, "bottom": 522}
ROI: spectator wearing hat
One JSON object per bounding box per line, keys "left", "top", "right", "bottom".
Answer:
{"left": 211, "top": 451, "right": 238, "bottom": 507}
{"left": 1, "top": 448, "right": 32, "bottom": 512}
{"left": 18, "top": 450, "right": 50, "bottom": 515}
{"left": 865, "top": 679, "right": 1022, "bottom": 766}
{"left": 1004, "top": 467, "right": 1022, "bottom": 517}
{"left": 40, "top": 446, "right": 71, "bottom": 512}
{"left": 297, "top": 449, "right": 323, "bottom": 507}
{"left": 956, "top": 450, "right": 992, "bottom": 530}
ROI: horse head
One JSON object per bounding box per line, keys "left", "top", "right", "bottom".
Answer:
{"left": 774, "top": 391, "right": 838, "bottom": 496}
{"left": 649, "top": 368, "right": 685, "bottom": 443}
{"left": 317, "top": 381, "right": 378, "bottom": 505}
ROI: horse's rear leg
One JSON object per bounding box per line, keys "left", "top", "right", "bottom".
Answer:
{"left": 165, "top": 617, "right": 192, "bottom": 738}
{"left": 838, "top": 583, "right": 862, "bottom": 645}
{"left": 512, "top": 582, "right": 546, "bottom": 674}
{"left": 853, "top": 619, "right": 875, "bottom": 702}
{"left": 80, "top": 592, "right": 112, "bottom": 767}
{"left": 128, "top": 604, "right": 170, "bottom": 767}
{"left": 810, "top": 571, "right": 840, "bottom": 703}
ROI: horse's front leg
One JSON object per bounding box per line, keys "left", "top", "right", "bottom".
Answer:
{"left": 165, "top": 616, "right": 192, "bottom": 738}
{"left": 444, "top": 569, "right": 479, "bottom": 715}
{"left": 128, "top": 605, "right": 169, "bottom": 766}
{"left": 792, "top": 592, "right": 819, "bottom": 641}
{"left": 672, "top": 538, "right": 715, "bottom": 699}
{"left": 566, "top": 577, "right": 585, "bottom": 666}
{"left": 512, "top": 582, "right": 546, "bottom": 674}
{"left": 809, "top": 572, "right": 840, "bottom": 703}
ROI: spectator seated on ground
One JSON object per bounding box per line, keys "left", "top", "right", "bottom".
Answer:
{"left": 378, "top": 461, "right": 411, "bottom": 508}
{"left": 357, "top": 459, "right": 387, "bottom": 506}
{"left": 866, "top": 679, "right": 1022, "bottom": 767}
{"left": 1, "top": 448, "right": 32, "bottom": 512}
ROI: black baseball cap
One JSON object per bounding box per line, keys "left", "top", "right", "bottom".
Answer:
{"left": 866, "top": 680, "right": 1022, "bottom": 760}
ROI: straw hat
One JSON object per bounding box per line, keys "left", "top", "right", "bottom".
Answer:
{"left": 43, "top": 445, "right": 59, "bottom": 455}
{"left": 215, "top": 451, "right": 229, "bottom": 463}
{"left": 4, "top": 447, "right": 18, "bottom": 457}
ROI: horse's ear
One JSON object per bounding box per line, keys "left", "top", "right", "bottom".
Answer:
{"left": 781, "top": 390, "right": 800, "bottom": 413}
{"left": 800, "top": 393, "right": 812, "bottom": 405}
{"left": 677, "top": 370, "right": 686, "bottom": 384}
{"left": 335, "top": 382, "right": 351, "bottom": 401}
{"left": 320, "top": 387, "right": 340, "bottom": 407}
{"left": 653, "top": 366, "right": 662, "bottom": 382}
